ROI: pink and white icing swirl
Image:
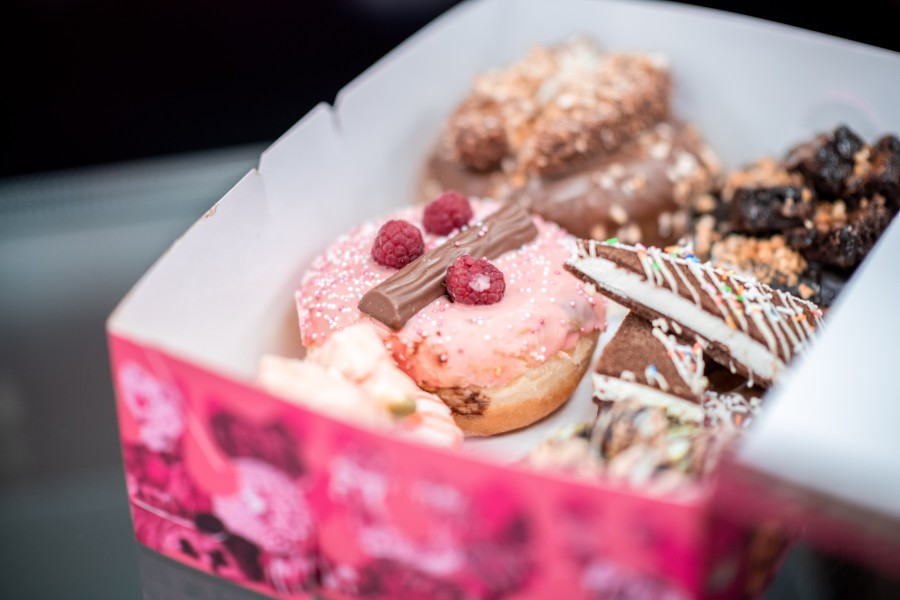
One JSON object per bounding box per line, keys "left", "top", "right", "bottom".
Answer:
{"left": 259, "top": 322, "right": 464, "bottom": 448}
{"left": 296, "top": 198, "right": 606, "bottom": 390}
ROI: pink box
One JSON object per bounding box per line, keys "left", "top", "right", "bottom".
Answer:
{"left": 107, "top": 0, "right": 900, "bottom": 598}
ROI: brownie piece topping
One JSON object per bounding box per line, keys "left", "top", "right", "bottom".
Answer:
{"left": 729, "top": 185, "right": 815, "bottom": 234}
{"left": 785, "top": 124, "right": 865, "bottom": 200}
{"left": 785, "top": 197, "right": 894, "bottom": 269}
{"left": 845, "top": 134, "right": 900, "bottom": 207}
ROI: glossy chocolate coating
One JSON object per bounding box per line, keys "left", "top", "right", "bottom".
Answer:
{"left": 422, "top": 120, "right": 718, "bottom": 248}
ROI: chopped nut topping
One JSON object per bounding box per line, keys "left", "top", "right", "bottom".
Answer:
{"left": 446, "top": 37, "right": 671, "bottom": 177}
{"left": 710, "top": 234, "right": 808, "bottom": 288}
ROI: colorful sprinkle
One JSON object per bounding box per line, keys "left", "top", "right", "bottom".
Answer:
{"left": 605, "top": 237, "right": 619, "bottom": 245}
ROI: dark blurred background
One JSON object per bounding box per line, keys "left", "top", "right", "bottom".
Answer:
{"left": 1, "top": 1, "right": 899, "bottom": 599}
{"left": 3, "top": 0, "right": 900, "bottom": 178}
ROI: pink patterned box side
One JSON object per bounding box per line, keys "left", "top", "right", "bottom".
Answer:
{"left": 110, "top": 332, "right": 766, "bottom": 599}
{"left": 110, "top": 334, "right": 321, "bottom": 599}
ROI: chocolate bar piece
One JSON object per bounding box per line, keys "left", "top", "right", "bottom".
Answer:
{"left": 592, "top": 400, "right": 736, "bottom": 480}
{"left": 566, "top": 240, "right": 825, "bottom": 385}
{"left": 358, "top": 202, "right": 538, "bottom": 329}
{"left": 593, "top": 312, "right": 763, "bottom": 427}
{"left": 593, "top": 312, "right": 708, "bottom": 423}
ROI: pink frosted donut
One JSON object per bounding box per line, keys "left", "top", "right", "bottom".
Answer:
{"left": 297, "top": 198, "right": 607, "bottom": 435}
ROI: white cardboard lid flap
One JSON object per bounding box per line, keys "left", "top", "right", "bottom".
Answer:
{"left": 726, "top": 217, "right": 900, "bottom": 570}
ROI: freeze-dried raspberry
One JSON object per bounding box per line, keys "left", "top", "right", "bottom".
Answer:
{"left": 372, "top": 220, "right": 424, "bottom": 268}
{"left": 445, "top": 255, "right": 505, "bottom": 305}
{"left": 423, "top": 191, "right": 474, "bottom": 235}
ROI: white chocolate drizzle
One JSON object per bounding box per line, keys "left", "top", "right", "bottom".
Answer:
{"left": 573, "top": 240, "right": 825, "bottom": 381}
{"left": 643, "top": 364, "right": 669, "bottom": 391}
{"left": 703, "top": 390, "right": 762, "bottom": 429}
{"left": 650, "top": 325, "right": 708, "bottom": 397}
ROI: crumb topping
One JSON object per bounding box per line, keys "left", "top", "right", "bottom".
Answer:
{"left": 719, "top": 157, "right": 806, "bottom": 203}
{"left": 447, "top": 37, "right": 671, "bottom": 177}
{"left": 710, "top": 234, "right": 808, "bottom": 288}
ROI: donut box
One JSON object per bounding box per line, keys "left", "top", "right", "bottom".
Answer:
{"left": 106, "top": 0, "right": 900, "bottom": 598}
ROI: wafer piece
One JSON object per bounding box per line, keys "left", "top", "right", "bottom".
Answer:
{"left": 593, "top": 312, "right": 708, "bottom": 422}
{"left": 592, "top": 312, "right": 763, "bottom": 425}
{"left": 566, "top": 240, "right": 825, "bottom": 385}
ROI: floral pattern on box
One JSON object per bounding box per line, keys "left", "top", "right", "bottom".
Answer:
{"left": 110, "top": 335, "right": 770, "bottom": 600}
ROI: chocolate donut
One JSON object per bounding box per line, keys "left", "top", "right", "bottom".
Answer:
{"left": 419, "top": 37, "right": 721, "bottom": 248}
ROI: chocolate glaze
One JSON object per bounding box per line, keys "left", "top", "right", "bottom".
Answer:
{"left": 422, "top": 120, "right": 717, "bottom": 248}
{"left": 705, "top": 361, "right": 762, "bottom": 397}
{"left": 358, "top": 202, "right": 538, "bottom": 330}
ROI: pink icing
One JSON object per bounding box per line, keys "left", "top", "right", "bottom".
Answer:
{"left": 297, "top": 199, "right": 606, "bottom": 389}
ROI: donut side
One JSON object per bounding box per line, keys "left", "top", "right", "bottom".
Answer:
{"left": 437, "top": 330, "right": 599, "bottom": 436}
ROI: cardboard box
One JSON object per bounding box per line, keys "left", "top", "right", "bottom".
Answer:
{"left": 107, "top": 0, "right": 900, "bottom": 597}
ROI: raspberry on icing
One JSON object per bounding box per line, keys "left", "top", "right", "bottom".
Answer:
{"left": 372, "top": 219, "right": 424, "bottom": 268}
{"left": 423, "top": 191, "right": 474, "bottom": 235}
{"left": 445, "top": 255, "right": 506, "bottom": 305}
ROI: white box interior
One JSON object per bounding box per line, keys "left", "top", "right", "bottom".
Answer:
{"left": 108, "top": 0, "right": 900, "bottom": 517}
